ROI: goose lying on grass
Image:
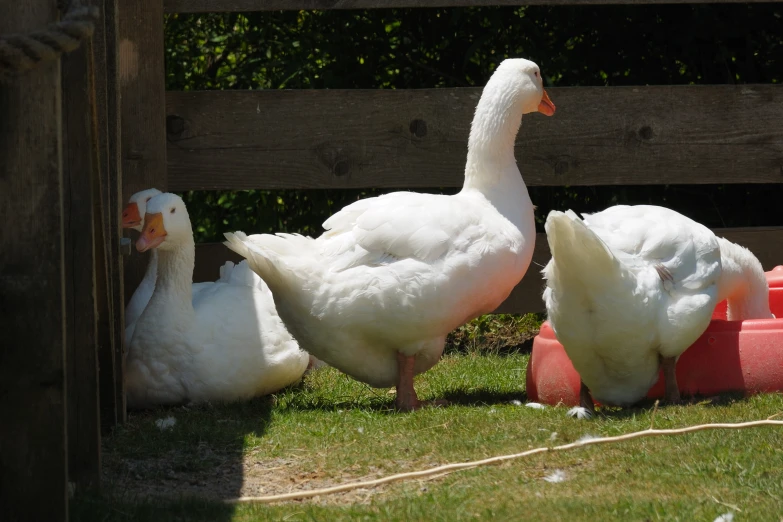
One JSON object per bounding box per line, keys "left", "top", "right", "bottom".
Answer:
{"left": 124, "top": 192, "right": 311, "bottom": 409}
{"left": 542, "top": 205, "right": 773, "bottom": 419}
{"left": 224, "top": 57, "right": 556, "bottom": 411}
{"left": 122, "top": 188, "right": 215, "bottom": 347}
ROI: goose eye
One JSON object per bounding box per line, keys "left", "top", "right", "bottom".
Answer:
{"left": 534, "top": 71, "right": 539, "bottom": 78}
{"left": 170, "top": 208, "right": 176, "bottom": 214}
{"left": 146, "top": 197, "right": 152, "bottom": 202}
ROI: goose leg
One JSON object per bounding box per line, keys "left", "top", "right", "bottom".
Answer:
{"left": 394, "top": 352, "right": 421, "bottom": 411}
{"left": 660, "top": 356, "right": 681, "bottom": 404}
{"left": 394, "top": 352, "right": 448, "bottom": 412}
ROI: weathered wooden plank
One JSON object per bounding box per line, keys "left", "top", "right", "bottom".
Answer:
{"left": 93, "top": 0, "right": 118, "bottom": 430}
{"left": 164, "top": 0, "right": 779, "bottom": 15}
{"left": 105, "top": 0, "right": 127, "bottom": 425}
{"left": 118, "top": 0, "right": 167, "bottom": 411}
{"left": 97, "top": 0, "right": 125, "bottom": 429}
{"left": 118, "top": 0, "right": 167, "bottom": 196}
{"left": 167, "top": 86, "right": 783, "bottom": 191}
{"left": 193, "top": 227, "right": 783, "bottom": 314}
{"left": 0, "top": 2, "right": 68, "bottom": 520}
{"left": 61, "top": 6, "right": 102, "bottom": 489}
{"left": 89, "top": 0, "right": 123, "bottom": 434}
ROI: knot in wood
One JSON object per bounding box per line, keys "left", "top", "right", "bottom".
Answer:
{"left": 554, "top": 160, "right": 569, "bottom": 176}
{"left": 166, "top": 115, "right": 185, "bottom": 139}
{"left": 409, "top": 119, "right": 427, "bottom": 138}
{"left": 313, "top": 143, "right": 352, "bottom": 179}
{"left": 333, "top": 159, "right": 350, "bottom": 177}
{"left": 638, "top": 125, "right": 654, "bottom": 141}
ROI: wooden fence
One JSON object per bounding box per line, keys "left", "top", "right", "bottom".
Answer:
{"left": 1, "top": 0, "right": 781, "bottom": 520}
{"left": 1, "top": 1, "right": 124, "bottom": 520}
{"left": 168, "top": 85, "right": 783, "bottom": 311}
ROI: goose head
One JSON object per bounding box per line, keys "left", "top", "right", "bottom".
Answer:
{"left": 122, "top": 188, "right": 162, "bottom": 232}
{"left": 467, "top": 58, "right": 555, "bottom": 158}
{"left": 482, "top": 58, "right": 555, "bottom": 118}
{"left": 136, "top": 193, "right": 192, "bottom": 253}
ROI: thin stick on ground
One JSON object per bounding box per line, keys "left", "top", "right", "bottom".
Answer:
{"left": 227, "top": 417, "right": 783, "bottom": 505}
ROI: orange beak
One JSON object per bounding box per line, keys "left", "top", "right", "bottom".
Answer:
{"left": 538, "top": 89, "right": 556, "bottom": 116}
{"left": 136, "top": 212, "right": 166, "bottom": 252}
{"left": 122, "top": 202, "right": 142, "bottom": 228}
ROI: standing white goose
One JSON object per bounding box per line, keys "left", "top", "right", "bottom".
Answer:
{"left": 125, "top": 193, "right": 311, "bottom": 408}
{"left": 542, "top": 205, "right": 773, "bottom": 418}
{"left": 224, "top": 58, "right": 555, "bottom": 411}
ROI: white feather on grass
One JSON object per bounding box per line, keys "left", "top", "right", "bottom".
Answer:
{"left": 543, "top": 470, "right": 567, "bottom": 483}
{"left": 567, "top": 406, "right": 593, "bottom": 420}
{"left": 155, "top": 416, "right": 177, "bottom": 431}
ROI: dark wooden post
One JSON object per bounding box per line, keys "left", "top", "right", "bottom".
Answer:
{"left": 118, "top": 0, "right": 168, "bottom": 418}
{"left": 93, "top": 0, "right": 125, "bottom": 429}
{"left": 105, "top": 0, "right": 127, "bottom": 426}
{"left": 0, "top": 1, "right": 69, "bottom": 520}
{"left": 61, "top": 0, "right": 103, "bottom": 490}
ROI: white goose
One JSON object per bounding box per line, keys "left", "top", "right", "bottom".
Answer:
{"left": 122, "top": 188, "right": 163, "bottom": 340}
{"left": 542, "top": 205, "right": 773, "bottom": 418}
{"left": 224, "top": 58, "right": 555, "bottom": 411}
{"left": 125, "top": 193, "right": 311, "bottom": 409}
{"left": 122, "top": 188, "right": 214, "bottom": 348}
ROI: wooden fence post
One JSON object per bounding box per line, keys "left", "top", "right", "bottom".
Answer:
{"left": 94, "top": 0, "right": 125, "bottom": 429}
{"left": 117, "top": 1, "right": 168, "bottom": 262}
{"left": 118, "top": 0, "right": 168, "bottom": 419}
{"left": 0, "top": 1, "right": 69, "bottom": 520}
{"left": 61, "top": 0, "right": 104, "bottom": 490}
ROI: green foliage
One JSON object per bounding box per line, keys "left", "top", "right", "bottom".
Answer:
{"left": 181, "top": 188, "right": 389, "bottom": 239}
{"left": 165, "top": 6, "right": 782, "bottom": 91}
{"left": 446, "top": 312, "right": 544, "bottom": 354}
{"left": 164, "top": 5, "right": 783, "bottom": 242}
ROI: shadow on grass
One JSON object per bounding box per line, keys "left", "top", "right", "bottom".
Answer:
{"left": 440, "top": 388, "right": 527, "bottom": 407}
{"left": 71, "top": 397, "right": 276, "bottom": 521}
{"left": 71, "top": 494, "right": 235, "bottom": 522}
{"left": 592, "top": 391, "right": 751, "bottom": 420}
{"left": 281, "top": 384, "right": 529, "bottom": 414}
{"left": 281, "top": 396, "right": 396, "bottom": 413}
{"left": 279, "top": 391, "right": 530, "bottom": 415}
{"left": 692, "top": 391, "right": 748, "bottom": 407}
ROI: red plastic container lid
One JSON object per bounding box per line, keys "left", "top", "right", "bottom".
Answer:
{"left": 768, "top": 266, "right": 783, "bottom": 288}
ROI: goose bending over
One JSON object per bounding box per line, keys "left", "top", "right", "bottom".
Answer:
{"left": 542, "top": 205, "right": 773, "bottom": 418}
{"left": 125, "top": 193, "right": 310, "bottom": 409}
{"left": 224, "top": 58, "right": 556, "bottom": 411}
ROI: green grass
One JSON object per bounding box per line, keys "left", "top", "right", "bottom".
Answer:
{"left": 72, "top": 316, "right": 783, "bottom": 521}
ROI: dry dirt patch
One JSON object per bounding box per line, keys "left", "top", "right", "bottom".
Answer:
{"left": 102, "top": 449, "right": 426, "bottom": 505}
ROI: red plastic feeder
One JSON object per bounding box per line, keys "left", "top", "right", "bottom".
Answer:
{"left": 527, "top": 266, "right": 783, "bottom": 406}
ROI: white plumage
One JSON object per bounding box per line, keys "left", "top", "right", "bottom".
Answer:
{"left": 122, "top": 188, "right": 213, "bottom": 348}
{"left": 224, "top": 57, "right": 556, "bottom": 411}
{"left": 124, "top": 193, "right": 310, "bottom": 409}
{"left": 543, "top": 205, "right": 772, "bottom": 414}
